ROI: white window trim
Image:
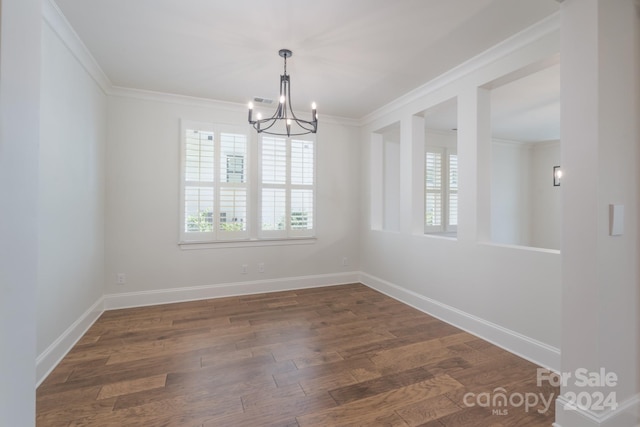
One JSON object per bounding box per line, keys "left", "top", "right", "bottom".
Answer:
{"left": 179, "top": 120, "right": 317, "bottom": 247}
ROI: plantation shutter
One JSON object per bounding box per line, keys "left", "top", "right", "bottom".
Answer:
{"left": 261, "top": 137, "right": 287, "bottom": 233}
{"left": 218, "top": 132, "right": 248, "bottom": 238}
{"left": 290, "top": 140, "right": 314, "bottom": 232}
{"left": 425, "top": 150, "right": 443, "bottom": 230}
{"left": 180, "top": 123, "right": 249, "bottom": 242}
{"left": 260, "top": 136, "right": 315, "bottom": 237}
{"left": 448, "top": 153, "right": 458, "bottom": 228}
{"left": 184, "top": 129, "right": 215, "bottom": 234}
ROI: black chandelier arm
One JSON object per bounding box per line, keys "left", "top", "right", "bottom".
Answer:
{"left": 260, "top": 128, "right": 317, "bottom": 137}
{"left": 250, "top": 116, "right": 317, "bottom": 135}
{"left": 291, "top": 119, "right": 317, "bottom": 132}
{"left": 287, "top": 82, "right": 317, "bottom": 124}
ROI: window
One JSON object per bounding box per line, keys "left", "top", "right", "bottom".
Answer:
{"left": 180, "top": 122, "right": 248, "bottom": 242}
{"left": 260, "top": 136, "right": 315, "bottom": 238}
{"left": 425, "top": 148, "right": 457, "bottom": 233}
{"left": 180, "top": 120, "right": 315, "bottom": 244}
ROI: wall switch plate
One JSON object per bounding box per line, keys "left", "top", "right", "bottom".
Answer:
{"left": 241, "top": 264, "right": 248, "bottom": 274}
{"left": 258, "top": 263, "right": 265, "bottom": 273}
{"left": 609, "top": 204, "right": 624, "bottom": 236}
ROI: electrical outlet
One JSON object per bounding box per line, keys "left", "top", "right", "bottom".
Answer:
{"left": 342, "top": 257, "right": 348, "bottom": 266}
{"left": 241, "top": 264, "right": 248, "bottom": 274}
{"left": 258, "top": 262, "right": 265, "bottom": 273}
{"left": 116, "top": 273, "right": 126, "bottom": 285}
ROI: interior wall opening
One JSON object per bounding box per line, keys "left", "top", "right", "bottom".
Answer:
{"left": 487, "top": 59, "right": 561, "bottom": 250}
{"left": 422, "top": 97, "right": 459, "bottom": 238}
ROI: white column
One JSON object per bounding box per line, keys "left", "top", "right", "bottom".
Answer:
{"left": 457, "top": 87, "right": 491, "bottom": 243}
{"left": 0, "top": 0, "right": 42, "bottom": 425}
{"left": 400, "top": 115, "right": 425, "bottom": 235}
{"left": 557, "top": 0, "right": 640, "bottom": 426}
{"left": 369, "top": 132, "right": 384, "bottom": 230}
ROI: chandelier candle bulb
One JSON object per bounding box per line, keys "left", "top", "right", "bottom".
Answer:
{"left": 248, "top": 102, "right": 253, "bottom": 122}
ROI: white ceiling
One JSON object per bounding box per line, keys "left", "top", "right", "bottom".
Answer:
{"left": 54, "top": 0, "right": 560, "bottom": 138}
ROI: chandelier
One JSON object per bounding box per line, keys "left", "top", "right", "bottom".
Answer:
{"left": 248, "top": 49, "right": 318, "bottom": 137}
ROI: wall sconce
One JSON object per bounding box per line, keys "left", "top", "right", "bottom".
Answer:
{"left": 553, "top": 166, "right": 562, "bottom": 186}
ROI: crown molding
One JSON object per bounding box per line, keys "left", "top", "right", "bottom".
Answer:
{"left": 359, "top": 12, "right": 561, "bottom": 126}
{"left": 42, "top": 1, "right": 359, "bottom": 128}
{"left": 109, "top": 85, "right": 248, "bottom": 112}
{"left": 42, "top": 0, "right": 112, "bottom": 94}
{"left": 110, "top": 85, "right": 359, "bottom": 127}
{"left": 44, "top": 0, "right": 555, "bottom": 130}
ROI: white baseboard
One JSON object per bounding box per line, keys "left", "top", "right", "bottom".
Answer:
{"left": 554, "top": 393, "right": 640, "bottom": 427}
{"left": 36, "top": 272, "right": 358, "bottom": 387}
{"left": 37, "top": 270, "right": 559, "bottom": 391}
{"left": 103, "top": 272, "right": 360, "bottom": 310}
{"left": 359, "top": 272, "right": 561, "bottom": 372}
{"left": 36, "top": 296, "right": 104, "bottom": 387}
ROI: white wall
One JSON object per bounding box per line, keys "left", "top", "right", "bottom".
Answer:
{"left": 105, "top": 94, "right": 361, "bottom": 298}
{"left": 529, "top": 140, "right": 561, "bottom": 250}
{"left": 557, "top": 0, "right": 640, "bottom": 425}
{"left": 37, "top": 18, "right": 107, "bottom": 358}
{"left": 0, "top": 0, "right": 41, "bottom": 425}
{"left": 491, "top": 139, "right": 561, "bottom": 249}
{"left": 383, "top": 139, "right": 401, "bottom": 232}
{"left": 426, "top": 129, "right": 457, "bottom": 151}
{"left": 491, "top": 140, "right": 532, "bottom": 246}
{"left": 361, "top": 20, "right": 562, "bottom": 369}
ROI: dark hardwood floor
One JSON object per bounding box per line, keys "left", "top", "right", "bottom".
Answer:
{"left": 36, "top": 283, "right": 558, "bottom": 426}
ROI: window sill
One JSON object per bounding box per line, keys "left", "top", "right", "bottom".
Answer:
{"left": 479, "top": 241, "right": 561, "bottom": 254}
{"left": 178, "top": 237, "right": 317, "bottom": 250}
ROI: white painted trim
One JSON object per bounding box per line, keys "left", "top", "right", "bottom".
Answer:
{"left": 35, "top": 296, "right": 105, "bottom": 387}
{"left": 41, "top": 0, "right": 111, "bottom": 94}
{"left": 479, "top": 241, "right": 561, "bottom": 255}
{"left": 554, "top": 393, "right": 640, "bottom": 427}
{"left": 35, "top": 271, "right": 564, "bottom": 391}
{"left": 359, "top": 272, "right": 561, "bottom": 372}
{"left": 109, "top": 85, "right": 247, "bottom": 112}
{"left": 360, "top": 12, "right": 561, "bottom": 126}
{"left": 179, "top": 237, "right": 317, "bottom": 250}
{"left": 103, "top": 272, "right": 359, "bottom": 310}
{"left": 41, "top": 0, "right": 359, "bottom": 128}
{"left": 109, "top": 85, "right": 360, "bottom": 128}
{"left": 36, "top": 272, "right": 359, "bottom": 386}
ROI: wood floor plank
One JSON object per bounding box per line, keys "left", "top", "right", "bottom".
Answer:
{"left": 36, "top": 283, "right": 558, "bottom": 426}
{"left": 395, "top": 394, "right": 461, "bottom": 426}
{"left": 328, "top": 366, "right": 435, "bottom": 405}
{"left": 96, "top": 374, "right": 167, "bottom": 400}
{"left": 296, "top": 374, "right": 464, "bottom": 426}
